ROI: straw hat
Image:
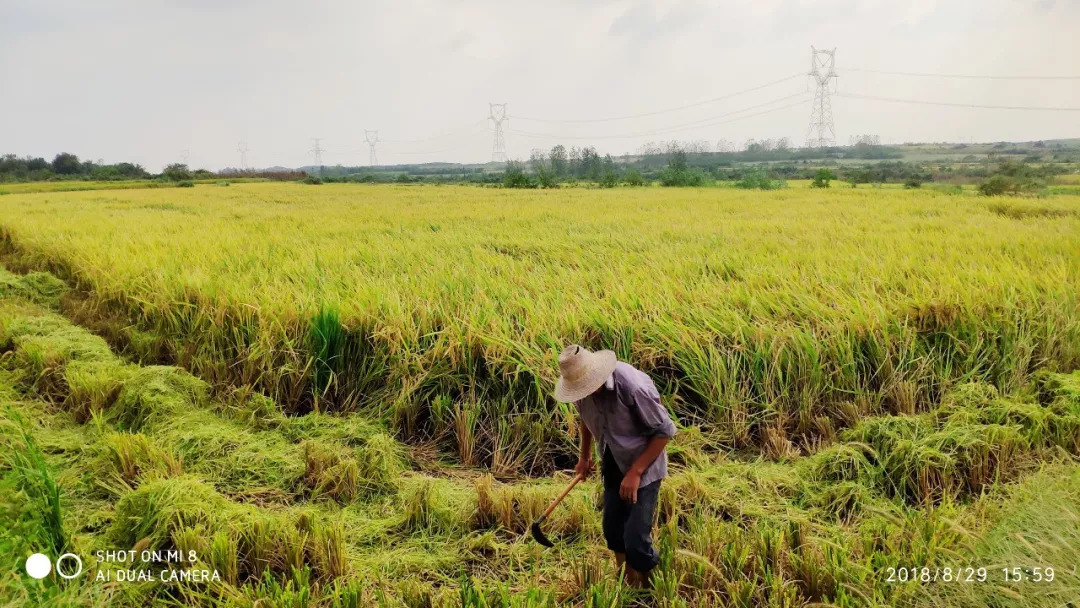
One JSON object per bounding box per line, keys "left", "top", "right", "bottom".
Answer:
{"left": 553, "top": 344, "right": 617, "bottom": 403}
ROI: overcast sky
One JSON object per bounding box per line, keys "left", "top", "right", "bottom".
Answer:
{"left": 2, "top": 0, "right": 1078, "bottom": 171}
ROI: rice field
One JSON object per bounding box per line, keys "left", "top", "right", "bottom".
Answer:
{"left": 1, "top": 182, "right": 1080, "bottom": 606}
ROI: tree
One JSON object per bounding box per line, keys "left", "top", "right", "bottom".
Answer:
{"left": 52, "top": 152, "right": 81, "bottom": 175}
{"left": 163, "top": 163, "right": 192, "bottom": 181}
{"left": 666, "top": 142, "right": 687, "bottom": 172}
{"left": 568, "top": 147, "right": 582, "bottom": 177}
{"left": 549, "top": 145, "right": 568, "bottom": 178}
{"left": 26, "top": 157, "right": 50, "bottom": 172}
{"left": 580, "top": 146, "right": 601, "bottom": 180}
{"left": 598, "top": 155, "right": 619, "bottom": 188}
{"left": 638, "top": 142, "right": 662, "bottom": 156}
{"left": 530, "top": 149, "right": 557, "bottom": 188}
{"left": 686, "top": 140, "right": 710, "bottom": 154}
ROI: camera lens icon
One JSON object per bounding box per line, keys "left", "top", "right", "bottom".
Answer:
{"left": 25, "top": 553, "right": 51, "bottom": 579}
{"left": 25, "top": 553, "right": 83, "bottom": 580}
{"left": 56, "top": 553, "right": 83, "bottom": 579}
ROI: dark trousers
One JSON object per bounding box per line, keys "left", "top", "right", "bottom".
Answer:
{"left": 601, "top": 448, "right": 660, "bottom": 573}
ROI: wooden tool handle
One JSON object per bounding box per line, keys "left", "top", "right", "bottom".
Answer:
{"left": 539, "top": 473, "right": 585, "bottom": 521}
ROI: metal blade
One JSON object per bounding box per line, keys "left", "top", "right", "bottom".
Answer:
{"left": 530, "top": 521, "right": 554, "bottom": 547}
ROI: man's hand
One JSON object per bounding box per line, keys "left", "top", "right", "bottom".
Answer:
{"left": 620, "top": 469, "right": 641, "bottom": 504}
{"left": 574, "top": 455, "right": 594, "bottom": 479}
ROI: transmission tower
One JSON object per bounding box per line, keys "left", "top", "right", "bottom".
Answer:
{"left": 364, "top": 130, "right": 379, "bottom": 166}
{"left": 310, "top": 138, "right": 324, "bottom": 175}
{"left": 237, "top": 142, "right": 249, "bottom": 171}
{"left": 805, "top": 46, "right": 838, "bottom": 148}
{"left": 489, "top": 103, "right": 508, "bottom": 162}
{"left": 180, "top": 149, "right": 190, "bottom": 165}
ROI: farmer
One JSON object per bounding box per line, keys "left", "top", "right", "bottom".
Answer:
{"left": 554, "top": 344, "right": 677, "bottom": 588}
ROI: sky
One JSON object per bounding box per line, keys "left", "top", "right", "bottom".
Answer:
{"left": 2, "top": 0, "right": 1079, "bottom": 171}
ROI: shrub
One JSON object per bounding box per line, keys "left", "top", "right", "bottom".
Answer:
{"left": 625, "top": 169, "right": 645, "bottom": 186}
{"left": 303, "top": 176, "right": 323, "bottom": 185}
{"left": 735, "top": 169, "right": 786, "bottom": 190}
{"left": 162, "top": 163, "right": 192, "bottom": 181}
{"left": 978, "top": 175, "right": 1010, "bottom": 196}
{"left": 176, "top": 180, "right": 195, "bottom": 188}
{"left": 502, "top": 161, "right": 538, "bottom": 189}
{"left": 598, "top": 167, "right": 619, "bottom": 188}
{"left": 536, "top": 169, "right": 558, "bottom": 189}
{"left": 659, "top": 167, "right": 709, "bottom": 187}
{"left": 810, "top": 168, "right": 836, "bottom": 188}
{"left": 904, "top": 178, "right": 923, "bottom": 189}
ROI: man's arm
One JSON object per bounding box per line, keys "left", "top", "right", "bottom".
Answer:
{"left": 619, "top": 435, "right": 669, "bottom": 503}
{"left": 575, "top": 420, "right": 594, "bottom": 478}
{"left": 619, "top": 379, "right": 677, "bottom": 503}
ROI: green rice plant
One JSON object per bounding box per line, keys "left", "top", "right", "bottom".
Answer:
{"left": 354, "top": 432, "right": 405, "bottom": 495}
{"left": 302, "top": 441, "right": 360, "bottom": 503}
{"left": 0, "top": 267, "right": 66, "bottom": 307}
{"left": 453, "top": 400, "right": 480, "bottom": 467}
{"left": 799, "top": 442, "right": 880, "bottom": 485}
{"left": 583, "top": 578, "right": 625, "bottom": 608}
{"left": 3, "top": 312, "right": 115, "bottom": 400}
{"left": 111, "top": 365, "right": 208, "bottom": 430}
{"left": 329, "top": 578, "right": 368, "bottom": 608}
{"left": 471, "top": 473, "right": 499, "bottom": 530}
{"left": 399, "top": 578, "right": 436, "bottom": 608}
{"left": 156, "top": 408, "right": 304, "bottom": 497}
{"left": 110, "top": 475, "right": 239, "bottom": 549}
{"left": 209, "top": 530, "right": 239, "bottom": 586}
{"left": 1036, "top": 370, "right": 1080, "bottom": 412}
{"left": 400, "top": 478, "right": 457, "bottom": 535}
{"left": 62, "top": 359, "right": 133, "bottom": 422}
{"left": 307, "top": 517, "right": 349, "bottom": 581}
{"left": 102, "top": 431, "right": 183, "bottom": 486}
{"left": 221, "top": 384, "right": 287, "bottom": 430}
{"left": 240, "top": 567, "right": 312, "bottom": 608}
{"left": 0, "top": 407, "right": 68, "bottom": 556}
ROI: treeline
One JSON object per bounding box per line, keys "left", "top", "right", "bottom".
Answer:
{"left": 499, "top": 141, "right": 912, "bottom": 189}
{"left": 1, "top": 153, "right": 308, "bottom": 184}
{"left": 0, "top": 153, "right": 149, "bottom": 182}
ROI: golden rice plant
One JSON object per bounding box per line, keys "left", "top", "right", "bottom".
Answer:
{"left": 1, "top": 183, "right": 1076, "bottom": 476}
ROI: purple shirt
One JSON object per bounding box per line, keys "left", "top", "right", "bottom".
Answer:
{"left": 576, "top": 361, "right": 677, "bottom": 487}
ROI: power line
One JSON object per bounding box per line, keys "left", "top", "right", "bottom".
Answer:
{"left": 508, "top": 93, "right": 809, "bottom": 141}
{"left": 380, "top": 119, "right": 489, "bottom": 144}
{"left": 836, "top": 92, "right": 1080, "bottom": 112}
{"left": 846, "top": 67, "right": 1080, "bottom": 81}
{"left": 393, "top": 130, "right": 491, "bottom": 156}
{"left": 512, "top": 72, "right": 804, "bottom": 124}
